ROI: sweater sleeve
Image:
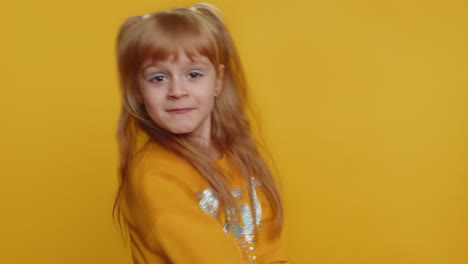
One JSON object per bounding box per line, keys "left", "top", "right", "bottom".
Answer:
{"left": 255, "top": 194, "right": 296, "bottom": 264}
{"left": 256, "top": 229, "right": 296, "bottom": 264}
{"left": 126, "top": 163, "right": 246, "bottom": 264}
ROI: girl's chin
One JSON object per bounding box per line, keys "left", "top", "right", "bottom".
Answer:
{"left": 167, "top": 126, "right": 196, "bottom": 135}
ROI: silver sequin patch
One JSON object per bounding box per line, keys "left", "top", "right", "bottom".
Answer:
{"left": 196, "top": 189, "right": 219, "bottom": 217}
{"left": 231, "top": 188, "right": 244, "bottom": 201}
{"left": 196, "top": 178, "right": 263, "bottom": 264}
{"left": 251, "top": 177, "right": 262, "bottom": 228}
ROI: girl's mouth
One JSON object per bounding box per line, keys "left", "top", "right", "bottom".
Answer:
{"left": 167, "top": 108, "right": 194, "bottom": 114}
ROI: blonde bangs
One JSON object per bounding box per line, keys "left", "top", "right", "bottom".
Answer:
{"left": 136, "top": 11, "right": 222, "bottom": 72}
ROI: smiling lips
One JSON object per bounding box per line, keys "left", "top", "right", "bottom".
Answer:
{"left": 166, "top": 108, "right": 194, "bottom": 114}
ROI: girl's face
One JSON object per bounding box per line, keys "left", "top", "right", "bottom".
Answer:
{"left": 138, "top": 50, "right": 224, "bottom": 143}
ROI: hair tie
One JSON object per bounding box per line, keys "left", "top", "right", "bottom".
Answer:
{"left": 141, "top": 14, "right": 151, "bottom": 19}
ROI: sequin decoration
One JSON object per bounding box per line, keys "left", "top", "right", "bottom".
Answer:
{"left": 236, "top": 203, "right": 257, "bottom": 263}
{"left": 223, "top": 222, "right": 230, "bottom": 236}
{"left": 252, "top": 177, "right": 262, "bottom": 189}
{"left": 196, "top": 189, "right": 219, "bottom": 217}
{"left": 251, "top": 177, "right": 263, "bottom": 228}
{"left": 231, "top": 188, "right": 244, "bottom": 201}
{"left": 196, "top": 178, "right": 263, "bottom": 264}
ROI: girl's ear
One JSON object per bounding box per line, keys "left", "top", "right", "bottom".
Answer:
{"left": 215, "top": 64, "right": 225, "bottom": 96}
{"left": 135, "top": 89, "right": 144, "bottom": 104}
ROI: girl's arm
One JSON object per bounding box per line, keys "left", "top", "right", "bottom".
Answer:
{"left": 126, "top": 162, "right": 246, "bottom": 264}
{"left": 256, "top": 196, "right": 296, "bottom": 264}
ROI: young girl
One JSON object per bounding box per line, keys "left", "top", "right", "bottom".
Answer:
{"left": 113, "top": 3, "right": 294, "bottom": 263}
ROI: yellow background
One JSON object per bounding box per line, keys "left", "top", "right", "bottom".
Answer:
{"left": 1, "top": 0, "right": 467, "bottom": 263}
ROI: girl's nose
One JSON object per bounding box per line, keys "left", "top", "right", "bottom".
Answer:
{"left": 167, "top": 77, "right": 188, "bottom": 99}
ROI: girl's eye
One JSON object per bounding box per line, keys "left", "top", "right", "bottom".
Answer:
{"left": 188, "top": 70, "right": 205, "bottom": 79}
{"left": 147, "top": 73, "right": 166, "bottom": 83}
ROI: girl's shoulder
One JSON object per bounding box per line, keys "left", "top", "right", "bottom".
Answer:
{"left": 128, "top": 139, "right": 207, "bottom": 189}
{"left": 131, "top": 140, "right": 185, "bottom": 168}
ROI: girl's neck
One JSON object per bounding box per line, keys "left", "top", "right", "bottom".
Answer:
{"left": 211, "top": 147, "right": 223, "bottom": 160}
{"left": 187, "top": 133, "right": 222, "bottom": 160}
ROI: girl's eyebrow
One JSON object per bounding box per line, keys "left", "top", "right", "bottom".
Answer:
{"left": 142, "top": 60, "right": 209, "bottom": 72}
{"left": 142, "top": 62, "right": 164, "bottom": 71}
{"left": 189, "top": 60, "right": 210, "bottom": 66}
{"left": 181, "top": 58, "right": 210, "bottom": 67}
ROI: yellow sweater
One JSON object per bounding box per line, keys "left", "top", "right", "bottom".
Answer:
{"left": 121, "top": 140, "right": 294, "bottom": 264}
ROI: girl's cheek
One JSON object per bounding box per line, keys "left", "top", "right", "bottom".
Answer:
{"left": 146, "top": 88, "right": 163, "bottom": 99}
